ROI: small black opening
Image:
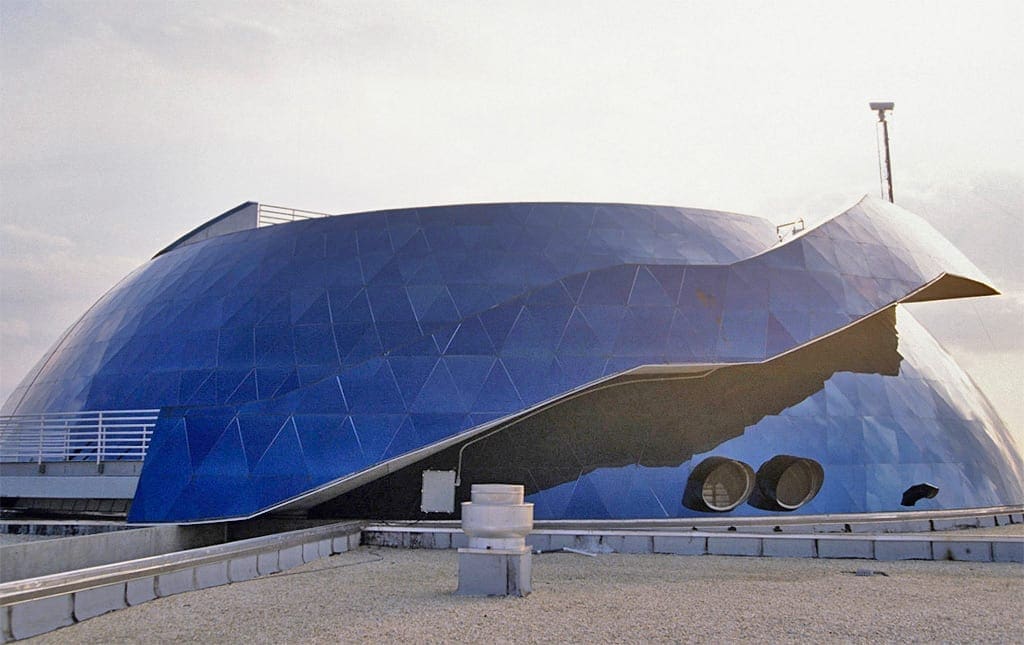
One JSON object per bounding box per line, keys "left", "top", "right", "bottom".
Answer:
{"left": 901, "top": 482, "right": 939, "bottom": 506}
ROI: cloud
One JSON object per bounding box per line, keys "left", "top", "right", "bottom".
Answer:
{"left": 0, "top": 224, "right": 136, "bottom": 300}
{"left": 0, "top": 223, "right": 73, "bottom": 253}
{"left": 898, "top": 172, "right": 1024, "bottom": 290}
{"left": 906, "top": 293, "right": 1024, "bottom": 356}
{"left": 0, "top": 222, "right": 138, "bottom": 400}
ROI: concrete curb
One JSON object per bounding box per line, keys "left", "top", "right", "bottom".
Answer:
{"left": 363, "top": 526, "right": 1024, "bottom": 563}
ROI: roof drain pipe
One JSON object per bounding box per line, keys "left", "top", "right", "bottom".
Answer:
{"left": 456, "top": 484, "right": 533, "bottom": 597}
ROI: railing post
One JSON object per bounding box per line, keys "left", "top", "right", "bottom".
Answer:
{"left": 97, "top": 411, "right": 104, "bottom": 464}
{"left": 147, "top": 422, "right": 154, "bottom": 458}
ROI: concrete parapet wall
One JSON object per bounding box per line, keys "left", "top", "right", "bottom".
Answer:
{"left": 363, "top": 504, "right": 1024, "bottom": 565}
{"left": 0, "top": 521, "right": 363, "bottom": 642}
{"left": 363, "top": 526, "right": 1024, "bottom": 564}
{"left": 0, "top": 525, "right": 225, "bottom": 583}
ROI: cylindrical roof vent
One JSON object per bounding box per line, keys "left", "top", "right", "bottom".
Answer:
{"left": 749, "top": 455, "right": 824, "bottom": 511}
{"left": 682, "top": 457, "right": 756, "bottom": 513}
{"left": 460, "top": 484, "right": 534, "bottom": 551}
{"left": 458, "top": 484, "right": 533, "bottom": 596}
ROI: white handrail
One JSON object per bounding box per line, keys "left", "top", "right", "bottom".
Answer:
{"left": 776, "top": 218, "right": 805, "bottom": 242}
{"left": 257, "top": 204, "right": 333, "bottom": 227}
{"left": 0, "top": 409, "right": 159, "bottom": 463}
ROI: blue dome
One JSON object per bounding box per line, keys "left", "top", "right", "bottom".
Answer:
{"left": 3, "top": 198, "right": 1020, "bottom": 523}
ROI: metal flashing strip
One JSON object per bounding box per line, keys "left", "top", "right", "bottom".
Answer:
{"left": 363, "top": 505, "right": 1024, "bottom": 532}
{"left": 0, "top": 520, "right": 363, "bottom": 607}
{"left": 363, "top": 508, "right": 1024, "bottom": 563}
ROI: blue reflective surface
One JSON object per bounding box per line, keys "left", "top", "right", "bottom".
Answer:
{"left": 521, "top": 309, "right": 1024, "bottom": 519}
{"left": 314, "top": 305, "right": 1022, "bottom": 520}
{"left": 2, "top": 198, "right": 1019, "bottom": 523}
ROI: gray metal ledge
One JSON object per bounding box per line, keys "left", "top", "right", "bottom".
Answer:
{"left": 0, "top": 521, "right": 363, "bottom": 641}
{"left": 362, "top": 506, "right": 1024, "bottom": 563}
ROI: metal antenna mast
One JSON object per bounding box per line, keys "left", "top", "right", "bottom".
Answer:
{"left": 869, "top": 102, "right": 895, "bottom": 203}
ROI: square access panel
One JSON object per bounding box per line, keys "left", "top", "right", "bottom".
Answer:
{"left": 421, "top": 469, "right": 456, "bottom": 513}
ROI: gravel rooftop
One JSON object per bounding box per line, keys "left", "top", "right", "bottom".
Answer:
{"left": 24, "top": 545, "right": 1024, "bottom": 644}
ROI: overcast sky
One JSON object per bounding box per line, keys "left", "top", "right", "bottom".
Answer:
{"left": 1, "top": 1, "right": 1021, "bottom": 444}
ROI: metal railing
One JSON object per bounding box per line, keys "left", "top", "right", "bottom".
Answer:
{"left": 0, "top": 410, "right": 159, "bottom": 464}
{"left": 257, "top": 204, "right": 334, "bottom": 227}
{"left": 776, "top": 218, "right": 805, "bottom": 241}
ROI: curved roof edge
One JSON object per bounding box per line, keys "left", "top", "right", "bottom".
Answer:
{"left": 153, "top": 202, "right": 258, "bottom": 258}
{"left": 902, "top": 273, "right": 998, "bottom": 302}
{"left": 152, "top": 200, "right": 778, "bottom": 260}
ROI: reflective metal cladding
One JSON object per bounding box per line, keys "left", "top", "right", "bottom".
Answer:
{"left": 3, "top": 197, "right": 1021, "bottom": 523}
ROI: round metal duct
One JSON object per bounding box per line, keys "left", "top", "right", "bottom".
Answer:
{"left": 682, "top": 457, "right": 756, "bottom": 512}
{"left": 750, "top": 455, "right": 825, "bottom": 511}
